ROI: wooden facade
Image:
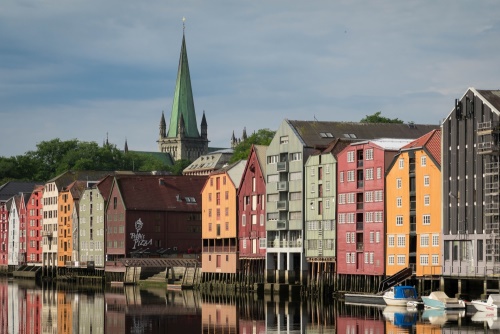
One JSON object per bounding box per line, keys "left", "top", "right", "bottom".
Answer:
{"left": 26, "top": 185, "right": 43, "bottom": 264}
{"left": 201, "top": 161, "right": 246, "bottom": 275}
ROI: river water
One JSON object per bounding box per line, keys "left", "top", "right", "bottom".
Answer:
{"left": 0, "top": 277, "right": 497, "bottom": 333}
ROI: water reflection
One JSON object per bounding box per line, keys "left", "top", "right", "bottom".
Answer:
{"left": 1, "top": 278, "right": 499, "bottom": 333}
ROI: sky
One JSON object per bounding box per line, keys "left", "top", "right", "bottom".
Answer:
{"left": 1, "top": 1, "right": 500, "bottom": 158}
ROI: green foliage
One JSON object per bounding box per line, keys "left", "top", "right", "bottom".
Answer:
{"left": 0, "top": 138, "right": 172, "bottom": 183}
{"left": 360, "top": 111, "right": 404, "bottom": 124}
{"left": 230, "top": 129, "right": 275, "bottom": 163}
{"left": 169, "top": 159, "right": 192, "bottom": 175}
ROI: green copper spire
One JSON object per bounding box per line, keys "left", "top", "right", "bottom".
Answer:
{"left": 167, "top": 31, "right": 200, "bottom": 138}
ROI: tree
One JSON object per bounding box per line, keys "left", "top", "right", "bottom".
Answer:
{"left": 230, "top": 129, "right": 275, "bottom": 163}
{"left": 360, "top": 111, "right": 404, "bottom": 124}
{"left": 169, "top": 159, "right": 192, "bottom": 175}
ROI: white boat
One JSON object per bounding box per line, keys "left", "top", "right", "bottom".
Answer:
{"left": 471, "top": 294, "right": 500, "bottom": 313}
{"left": 421, "top": 291, "right": 466, "bottom": 309}
{"left": 383, "top": 286, "right": 418, "bottom": 306}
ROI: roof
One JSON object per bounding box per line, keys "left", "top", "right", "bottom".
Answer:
{"left": 322, "top": 138, "right": 354, "bottom": 156}
{"left": 114, "top": 175, "right": 207, "bottom": 211}
{"left": 402, "top": 129, "right": 441, "bottom": 165}
{"left": 210, "top": 160, "right": 247, "bottom": 189}
{"left": 366, "top": 138, "right": 414, "bottom": 151}
{"left": 47, "top": 171, "right": 114, "bottom": 190}
{"left": 444, "top": 88, "right": 500, "bottom": 120}
{"left": 0, "top": 181, "right": 40, "bottom": 202}
{"left": 166, "top": 33, "right": 200, "bottom": 138}
{"left": 183, "top": 151, "right": 234, "bottom": 175}
{"left": 62, "top": 180, "right": 87, "bottom": 200}
{"left": 286, "top": 119, "right": 439, "bottom": 148}
{"left": 253, "top": 145, "right": 268, "bottom": 176}
{"left": 128, "top": 150, "right": 174, "bottom": 166}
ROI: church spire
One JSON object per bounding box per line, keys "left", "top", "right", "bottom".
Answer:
{"left": 124, "top": 138, "right": 129, "bottom": 153}
{"left": 166, "top": 25, "right": 200, "bottom": 138}
{"left": 201, "top": 110, "right": 207, "bottom": 139}
{"left": 160, "top": 111, "right": 166, "bottom": 138}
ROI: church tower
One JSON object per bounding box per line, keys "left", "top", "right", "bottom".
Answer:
{"left": 158, "top": 25, "right": 209, "bottom": 161}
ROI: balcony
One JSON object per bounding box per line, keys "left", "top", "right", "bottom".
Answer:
{"left": 478, "top": 141, "right": 500, "bottom": 155}
{"left": 277, "top": 181, "right": 288, "bottom": 192}
{"left": 277, "top": 161, "right": 288, "bottom": 172}
{"left": 357, "top": 160, "right": 363, "bottom": 168}
{"left": 42, "top": 231, "right": 52, "bottom": 237}
{"left": 277, "top": 200, "right": 288, "bottom": 211}
{"left": 276, "top": 220, "right": 288, "bottom": 229}
{"left": 356, "top": 242, "right": 364, "bottom": 251}
{"left": 356, "top": 202, "right": 363, "bottom": 210}
{"left": 356, "top": 222, "right": 363, "bottom": 230}
{"left": 357, "top": 181, "right": 364, "bottom": 188}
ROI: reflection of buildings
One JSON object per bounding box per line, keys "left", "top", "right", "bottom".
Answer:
{"left": 105, "top": 286, "right": 201, "bottom": 333}
{"left": 265, "top": 299, "right": 307, "bottom": 333}
{"left": 76, "top": 292, "right": 105, "bottom": 334}
{"left": 336, "top": 303, "right": 385, "bottom": 334}
{"left": 202, "top": 299, "right": 238, "bottom": 333}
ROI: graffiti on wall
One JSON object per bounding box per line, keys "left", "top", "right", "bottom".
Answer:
{"left": 130, "top": 218, "right": 153, "bottom": 249}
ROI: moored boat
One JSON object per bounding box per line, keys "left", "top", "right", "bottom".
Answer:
{"left": 471, "top": 294, "right": 500, "bottom": 313}
{"left": 421, "top": 291, "right": 466, "bottom": 309}
{"left": 382, "top": 286, "right": 418, "bottom": 306}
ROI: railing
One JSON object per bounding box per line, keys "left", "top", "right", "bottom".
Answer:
{"left": 277, "top": 181, "right": 288, "bottom": 191}
{"left": 356, "top": 242, "right": 363, "bottom": 251}
{"left": 267, "top": 240, "right": 303, "bottom": 248}
{"left": 276, "top": 220, "right": 288, "bottom": 229}
{"left": 202, "top": 246, "right": 237, "bottom": 253}
{"left": 277, "top": 161, "right": 288, "bottom": 172}
{"left": 356, "top": 222, "right": 363, "bottom": 230}
{"left": 357, "top": 160, "right": 363, "bottom": 168}
{"left": 356, "top": 202, "right": 363, "bottom": 210}
{"left": 357, "top": 181, "right": 364, "bottom": 188}
{"left": 277, "top": 201, "right": 288, "bottom": 211}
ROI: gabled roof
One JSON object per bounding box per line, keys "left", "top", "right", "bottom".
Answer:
{"left": 253, "top": 145, "right": 268, "bottom": 176}
{"left": 402, "top": 129, "right": 442, "bottom": 166}
{"left": 209, "top": 160, "right": 247, "bottom": 190}
{"left": 286, "top": 119, "right": 439, "bottom": 148}
{"left": 95, "top": 175, "right": 115, "bottom": 202}
{"left": 444, "top": 88, "right": 500, "bottom": 120}
{"left": 47, "top": 171, "right": 114, "bottom": 191}
{"left": 114, "top": 175, "right": 207, "bottom": 211}
{"left": 0, "top": 181, "right": 39, "bottom": 202}
{"left": 167, "top": 32, "right": 200, "bottom": 138}
{"left": 237, "top": 145, "right": 268, "bottom": 194}
{"left": 183, "top": 149, "right": 234, "bottom": 175}
{"left": 62, "top": 180, "right": 87, "bottom": 200}
{"left": 322, "top": 138, "right": 354, "bottom": 156}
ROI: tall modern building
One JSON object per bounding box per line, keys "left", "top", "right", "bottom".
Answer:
{"left": 442, "top": 88, "right": 500, "bottom": 295}
{"left": 158, "top": 29, "right": 209, "bottom": 161}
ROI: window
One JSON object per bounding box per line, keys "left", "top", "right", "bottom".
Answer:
{"left": 290, "top": 152, "right": 302, "bottom": 161}
{"left": 421, "top": 156, "right": 427, "bottom": 166}
{"left": 267, "top": 212, "right": 278, "bottom": 221}
{"left": 365, "top": 168, "right": 373, "bottom": 180}
{"left": 420, "top": 255, "right": 429, "bottom": 265}
{"left": 208, "top": 193, "right": 212, "bottom": 202}
{"left": 339, "top": 172, "right": 344, "bottom": 183}
{"left": 325, "top": 181, "right": 330, "bottom": 192}
{"left": 347, "top": 193, "right": 355, "bottom": 203}
{"left": 424, "top": 175, "right": 430, "bottom": 186}
{"left": 388, "top": 235, "right": 395, "bottom": 247}
{"left": 268, "top": 193, "right": 279, "bottom": 202}
{"left": 208, "top": 223, "right": 212, "bottom": 231}
{"left": 374, "top": 212, "right": 383, "bottom": 222}
{"left": 289, "top": 172, "right": 302, "bottom": 181}
{"left": 376, "top": 167, "right": 382, "bottom": 179}
{"left": 289, "top": 192, "right": 301, "bottom": 201}
{"left": 397, "top": 255, "right": 406, "bottom": 265}
{"left": 424, "top": 195, "right": 430, "bottom": 206}
{"left": 280, "top": 136, "right": 289, "bottom": 144}
{"left": 399, "top": 158, "right": 404, "bottom": 169}
{"left": 346, "top": 253, "right": 351, "bottom": 263}
{"left": 347, "top": 151, "right": 355, "bottom": 163}
{"left": 338, "top": 213, "right": 346, "bottom": 224}
{"left": 396, "top": 216, "right": 403, "bottom": 226}
{"left": 388, "top": 255, "right": 395, "bottom": 265}
{"left": 397, "top": 235, "right": 406, "bottom": 247}
{"left": 375, "top": 231, "right": 380, "bottom": 243}
{"left": 346, "top": 232, "right": 351, "bottom": 243}
{"left": 260, "top": 214, "right": 264, "bottom": 226}
{"left": 242, "top": 214, "right": 246, "bottom": 226}
{"left": 365, "top": 148, "right": 374, "bottom": 160}
{"left": 338, "top": 194, "right": 346, "bottom": 204}
{"left": 369, "top": 231, "right": 374, "bottom": 243}
{"left": 325, "top": 199, "right": 330, "bottom": 209}
{"left": 351, "top": 252, "right": 356, "bottom": 264}
{"left": 370, "top": 252, "right": 374, "bottom": 264}
{"left": 432, "top": 254, "right": 439, "bottom": 265}
{"left": 365, "top": 212, "right": 373, "bottom": 222}
{"left": 252, "top": 215, "right": 257, "bottom": 225}
{"left": 225, "top": 222, "right": 229, "bottom": 231}
{"left": 396, "top": 197, "right": 402, "bottom": 207}
{"left": 420, "top": 234, "right": 429, "bottom": 247}
{"left": 243, "top": 239, "right": 247, "bottom": 249}
{"left": 423, "top": 215, "right": 431, "bottom": 225}
{"left": 396, "top": 178, "right": 402, "bottom": 189}
{"left": 325, "top": 165, "right": 330, "bottom": 174}
{"left": 267, "top": 155, "right": 278, "bottom": 164}
{"left": 289, "top": 211, "right": 302, "bottom": 220}
{"left": 432, "top": 234, "right": 439, "bottom": 247}
{"left": 374, "top": 191, "right": 383, "bottom": 202}
{"left": 364, "top": 252, "right": 369, "bottom": 264}
{"left": 310, "top": 183, "right": 315, "bottom": 194}
{"left": 260, "top": 238, "right": 266, "bottom": 248}
{"left": 347, "top": 171, "right": 355, "bottom": 182}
